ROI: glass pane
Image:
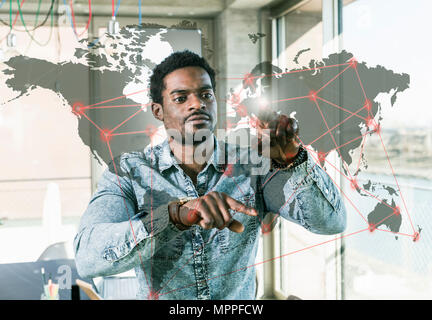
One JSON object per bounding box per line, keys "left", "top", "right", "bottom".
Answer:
{"left": 0, "top": 23, "right": 91, "bottom": 263}
{"left": 274, "top": 0, "right": 334, "bottom": 300}
{"left": 279, "top": 0, "right": 323, "bottom": 67}
{"left": 341, "top": 0, "right": 432, "bottom": 299}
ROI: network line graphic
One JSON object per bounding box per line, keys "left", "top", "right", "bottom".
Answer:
{"left": 70, "top": 56, "right": 419, "bottom": 299}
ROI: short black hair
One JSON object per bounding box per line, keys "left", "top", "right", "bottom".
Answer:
{"left": 149, "top": 50, "right": 216, "bottom": 105}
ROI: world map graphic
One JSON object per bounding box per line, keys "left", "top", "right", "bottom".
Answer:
{"left": 0, "top": 22, "right": 420, "bottom": 240}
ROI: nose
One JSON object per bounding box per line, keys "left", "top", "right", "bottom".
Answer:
{"left": 188, "top": 93, "right": 205, "bottom": 111}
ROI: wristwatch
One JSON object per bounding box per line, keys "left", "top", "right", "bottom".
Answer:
{"left": 168, "top": 197, "right": 195, "bottom": 231}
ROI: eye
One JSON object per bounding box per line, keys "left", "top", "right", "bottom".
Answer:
{"left": 173, "top": 96, "right": 187, "bottom": 103}
{"left": 201, "top": 92, "right": 214, "bottom": 100}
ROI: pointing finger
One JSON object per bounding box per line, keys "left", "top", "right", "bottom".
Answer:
{"left": 222, "top": 194, "right": 258, "bottom": 217}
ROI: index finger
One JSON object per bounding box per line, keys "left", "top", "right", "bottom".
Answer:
{"left": 222, "top": 194, "right": 258, "bottom": 217}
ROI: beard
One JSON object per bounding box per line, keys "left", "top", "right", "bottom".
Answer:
{"left": 166, "top": 126, "right": 214, "bottom": 146}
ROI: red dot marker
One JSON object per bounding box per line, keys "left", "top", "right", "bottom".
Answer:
{"left": 374, "top": 123, "right": 381, "bottom": 134}
{"left": 72, "top": 102, "right": 85, "bottom": 116}
{"left": 243, "top": 73, "right": 255, "bottom": 89}
{"left": 144, "top": 124, "right": 157, "bottom": 138}
{"left": 349, "top": 57, "right": 358, "bottom": 69}
{"left": 365, "top": 116, "right": 374, "bottom": 128}
{"left": 350, "top": 178, "right": 359, "bottom": 191}
{"left": 261, "top": 223, "right": 272, "bottom": 235}
{"left": 413, "top": 232, "right": 420, "bottom": 242}
{"left": 100, "top": 129, "right": 112, "bottom": 142}
{"left": 308, "top": 90, "right": 317, "bottom": 102}
{"left": 393, "top": 206, "right": 401, "bottom": 216}
{"left": 364, "top": 99, "right": 372, "bottom": 111}
{"left": 186, "top": 209, "right": 199, "bottom": 224}
{"left": 147, "top": 291, "right": 159, "bottom": 300}
{"left": 366, "top": 117, "right": 380, "bottom": 134}
{"left": 368, "top": 223, "right": 376, "bottom": 232}
{"left": 318, "top": 151, "right": 326, "bottom": 163}
{"left": 223, "top": 164, "right": 234, "bottom": 177}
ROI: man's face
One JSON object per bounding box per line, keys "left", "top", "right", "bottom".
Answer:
{"left": 152, "top": 66, "right": 217, "bottom": 144}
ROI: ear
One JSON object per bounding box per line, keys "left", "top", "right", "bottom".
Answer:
{"left": 151, "top": 102, "right": 164, "bottom": 122}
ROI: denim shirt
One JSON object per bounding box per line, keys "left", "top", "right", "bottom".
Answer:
{"left": 73, "top": 138, "right": 346, "bottom": 300}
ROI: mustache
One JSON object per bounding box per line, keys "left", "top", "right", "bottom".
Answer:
{"left": 185, "top": 111, "right": 212, "bottom": 122}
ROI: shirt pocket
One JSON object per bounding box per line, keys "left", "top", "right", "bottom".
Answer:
{"left": 152, "top": 234, "right": 185, "bottom": 261}
{"left": 216, "top": 194, "right": 260, "bottom": 255}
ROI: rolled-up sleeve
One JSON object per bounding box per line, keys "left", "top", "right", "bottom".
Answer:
{"left": 73, "top": 161, "right": 183, "bottom": 279}
{"left": 262, "top": 152, "right": 347, "bottom": 235}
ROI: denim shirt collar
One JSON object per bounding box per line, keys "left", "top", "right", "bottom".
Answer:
{"left": 157, "top": 136, "right": 225, "bottom": 174}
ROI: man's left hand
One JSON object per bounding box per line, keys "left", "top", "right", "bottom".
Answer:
{"left": 254, "top": 112, "right": 300, "bottom": 166}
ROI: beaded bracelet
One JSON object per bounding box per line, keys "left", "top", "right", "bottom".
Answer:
{"left": 271, "top": 145, "right": 308, "bottom": 170}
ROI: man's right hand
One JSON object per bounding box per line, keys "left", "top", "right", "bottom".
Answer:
{"left": 174, "top": 192, "right": 258, "bottom": 233}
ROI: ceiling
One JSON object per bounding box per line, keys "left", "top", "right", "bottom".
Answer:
{"left": 0, "top": 0, "right": 285, "bottom": 18}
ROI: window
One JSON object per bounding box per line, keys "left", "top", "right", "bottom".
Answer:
{"left": 341, "top": 0, "right": 432, "bottom": 299}
{"left": 271, "top": 0, "right": 342, "bottom": 300}
{"left": 0, "top": 19, "right": 92, "bottom": 263}
{"left": 271, "top": 0, "right": 431, "bottom": 300}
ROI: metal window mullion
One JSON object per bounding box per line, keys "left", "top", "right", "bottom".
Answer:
{"left": 258, "top": 16, "right": 286, "bottom": 300}
{"left": 322, "top": 0, "right": 344, "bottom": 300}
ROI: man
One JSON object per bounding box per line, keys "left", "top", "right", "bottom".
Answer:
{"left": 74, "top": 50, "right": 346, "bottom": 300}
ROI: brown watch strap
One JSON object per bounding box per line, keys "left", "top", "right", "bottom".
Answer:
{"left": 168, "top": 199, "right": 192, "bottom": 231}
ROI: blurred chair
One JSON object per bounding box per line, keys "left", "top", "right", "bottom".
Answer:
{"left": 37, "top": 241, "right": 72, "bottom": 261}
{"left": 95, "top": 275, "right": 139, "bottom": 300}
{"left": 37, "top": 242, "right": 138, "bottom": 299}
{"left": 93, "top": 269, "right": 139, "bottom": 300}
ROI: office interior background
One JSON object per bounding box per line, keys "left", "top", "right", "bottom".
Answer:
{"left": 0, "top": 0, "right": 431, "bottom": 300}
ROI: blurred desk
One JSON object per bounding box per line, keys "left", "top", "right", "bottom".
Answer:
{"left": 0, "top": 259, "right": 92, "bottom": 300}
